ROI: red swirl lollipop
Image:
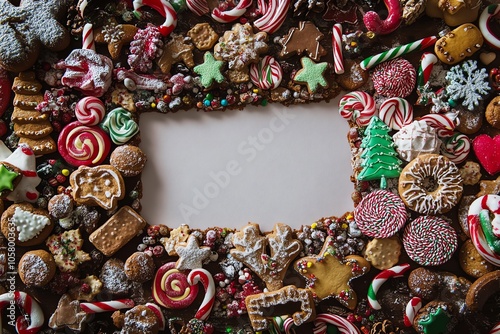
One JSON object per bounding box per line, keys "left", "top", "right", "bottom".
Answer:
{"left": 58, "top": 121, "right": 111, "bottom": 167}
{"left": 152, "top": 262, "right": 198, "bottom": 309}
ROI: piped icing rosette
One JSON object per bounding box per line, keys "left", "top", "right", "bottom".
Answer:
{"left": 56, "top": 49, "right": 113, "bottom": 97}
{"left": 100, "top": 107, "right": 139, "bottom": 145}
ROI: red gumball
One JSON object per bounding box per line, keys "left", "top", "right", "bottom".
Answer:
{"left": 490, "top": 67, "right": 500, "bottom": 92}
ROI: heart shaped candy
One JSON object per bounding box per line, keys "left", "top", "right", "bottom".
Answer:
{"left": 473, "top": 134, "right": 500, "bottom": 175}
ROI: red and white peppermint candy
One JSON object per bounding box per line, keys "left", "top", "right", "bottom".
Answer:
{"left": 367, "top": 264, "right": 411, "bottom": 310}
{"left": 80, "top": 299, "right": 135, "bottom": 313}
{"left": 75, "top": 96, "right": 106, "bottom": 126}
{"left": 313, "top": 313, "right": 361, "bottom": 334}
{"left": 338, "top": 91, "right": 376, "bottom": 127}
{"left": 0, "top": 291, "right": 44, "bottom": 334}
{"left": 419, "top": 112, "right": 457, "bottom": 137}
{"left": 403, "top": 297, "right": 422, "bottom": 327}
{"left": 441, "top": 132, "right": 471, "bottom": 164}
{"left": 254, "top": 0, "right": 291, "bottom": 34}
{"left": 187, "top": 268, "right": 215, "bottom": 321}
{"left": 186, "top": 0, "right": 209, "bottom": 16}
{"left": 468, "top": 195, "right": 500, "bottom": 267}
{"left": 250, "top": 56, "right": 283, "bottom": 90}
{"left": 332, "top": 23, "right": 344, "bottom": 74}
{"left": 133, "top": 0, "right": 177, "bottom": 36}
{"left": 379, "top": 97, "right": 413, "bottom": 130}
{"left": 212, "top": 0, "right": 252, "bottom": 23}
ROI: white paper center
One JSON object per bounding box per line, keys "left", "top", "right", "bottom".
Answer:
{"left": 140, "top": 97, "right": 354, "bottom": 231}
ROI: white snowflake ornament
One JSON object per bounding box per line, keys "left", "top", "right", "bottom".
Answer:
{"left": 445, "top": 60, "right": 491, "bottom": 111}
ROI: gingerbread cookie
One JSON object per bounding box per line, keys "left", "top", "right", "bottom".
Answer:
{"left": 435, "top": 24, "right": 483, "bottom": 65}
{"left": 18, "top": 249, "right": 56, "bottom": 287}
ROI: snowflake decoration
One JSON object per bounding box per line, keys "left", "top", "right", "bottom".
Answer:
{"left": 445, "top": 60, "right": 490, "bottom": 111}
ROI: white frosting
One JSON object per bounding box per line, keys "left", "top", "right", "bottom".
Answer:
{"left": 13, "top": 207, "right": 50, "bottom": 242}
{"left": 393, "top": 120, "right": 441, "bottom": 162}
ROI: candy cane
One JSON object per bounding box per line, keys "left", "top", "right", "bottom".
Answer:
{"left": 363, "top": 0, "right": 402, "bottom": 35}
{"left": 249, "top": 55, "right": 283, "bottom": 90}
{"left": 82, "top": 23, "right": 95, "bottom": 51}
{"left": 80, "top": 299, "right": 134, "bottom": 313}
{"left": 0, "top": 291, "right": 44, "bottom": 334}
{"left": 367, "top": 264, "right": 411, "bottom": 310}
{"left": 186, "top": 0, "right": 209, "bottom": 16}
{"left": 212, "top": 0, "right": 252, "bottom": 23}
{"left": 417, "top": 52, "right": 438, "bottom": 89}
{"left": 313, "top": 313, "right": 361, "bottom": 334}
{"left": 338, "top": 91, "right": 376, "bottom": 127}
{"left": 283, "top": 317, "right": 295, "bottom": 334}
{"left": 133, "top": 0, "right": 177, "bottom": 36}
{"left": 468, "top": 195, "right": 500, "bottom": 267}
{"left": 419, "top": 112, "right": 457, "bottom": 137}
{"left": 490, "top": 322, "right": 500, "bottom": 334}
{"left": 187, "top": 268, "right": 215, "bottom": 321}
{"left": 146, "top": 303, "right": 166, "bottom": 331}
{"left": 360, "top": 36, "right": 437, "bottom": 70}
{"left": 403, "top": 297, "right": 422, "bottom": 327}
{"left": 254, "top": 0, "right": 291, "bottom": 34}
{"left": 479, "top": 5, "right": 500, "bottom": 50}
{"left": 441, "top": 132, "right": 471, "bottom": 164}
{"left": 332, "top": 24, "right": 344, "bottom": 75}
{"left": 379, "top": 97, "right": 413, "bottom": 130}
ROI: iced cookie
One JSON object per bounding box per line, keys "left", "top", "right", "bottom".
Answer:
{"left": 18, "top": 249, "right": 56, "bottom": 287}
{"left": 0, "top": 203, "right": 53, "bottom": 246}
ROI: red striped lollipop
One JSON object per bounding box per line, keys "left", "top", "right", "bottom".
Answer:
{"left": 379, "top": 97, "right": 413, "bottom": 130}
{"left": 75, "top": 96, "right": 106, "bottom": 126}
{"left": 338, "top": 91, "right": 376, "bottom": 126}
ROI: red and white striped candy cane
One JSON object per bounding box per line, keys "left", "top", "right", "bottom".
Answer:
{"left": 283, "top": 317, "right": 295, "bottom": 334}
{"left": 133, "top": 0, "right": 177, "bottom": 36}
{"left": 254, "top": 0, "right": 291, "bottom": 34}
{"left": 379, "top": 97, "right": 413, "bottom": 130}
{"left": 186, "top": 0, "right": 209, "bottom": 16}
{"left": 367, "top": 264, "right": 411, "bottom": 310}
{"left": 417, "top": 52, "right": 437, "bottom": 88}
{"left": 332, "top": 24, "right": 344, "bottom": 75}
{"left": 419, "top": 112, "right": 457, "bottom": 137}
{"left": 82, "top": 23, "right": 95, "bottom": 51}
{"left": 313, "top": 313, "right": 361, "bottom": 334}
{"left": 490, "top": 322, "right": 500, "bottom": 334}
{"left": 212, "top": 0, "right": 252, "bottom": 23}
{"left": 249, "top": 55, "right": 283, "bottom": 90}
{"left": 0, "top": 291, "right": 44, "bottom": 334}
{"left": 187, "top": 268, "right": 215, "bottom": 321}
{"left": 338, "top": 91, "right": 376, "bottom": 127}
{"left": 403, "top": 297, "right": 422, "bottom": 327}
{"left": 80, "top": 299, "right": 135, "bottom": 313}
{"left": 146, "top": 303, "right": 166, "bottom": 331}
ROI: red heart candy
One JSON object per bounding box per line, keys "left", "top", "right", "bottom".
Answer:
{"left": 473, "top": 134, "right": 500, "bottom": 175}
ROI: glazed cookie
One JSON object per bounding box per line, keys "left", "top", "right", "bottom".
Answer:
{"left": 398, "top": 154, "right": 463, "bottom": 215}
{"left": 435, "top": 24, "right": 483, "bottom": 65}
{"left": 0, "top": 203, "right": 53, "bottom": 246}
{"left": 100, "top": 258, "right": 131, "bottom": 298}
{"left": 120, "top": 305, "right": 159, "bottom": 334}
{"left": 485, "top": 96, "right": 500, "bottom": 129}
{"left": 18, "top": 249, "right": 56, "bottom": 287}
{"left": 426, "top": 0, "right": 481, "bottom": 27}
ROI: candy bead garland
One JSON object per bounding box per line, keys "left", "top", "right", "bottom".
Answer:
{"left": 249, "top": 56, "right": 283, "bottom": 90}
{"left": 360, "top": 36, "right": 437, "bottom": 70}
{"left": 379, "top": 97, "right": 413, "bottom": 130}
{"left": 354, "top": 190, "right": 408, "bottom": 238}
{"left": 0, "top": 291, "right": 44, "bottom": 334}
{"left": 152, "top": 262, "right": 199, "bottom": 309}
{"left": 75, "top": 96, "right": 106, "bottom": 126}
{"left": 479, "top": 5, "right": 500, "bottom": 49}
{"left": 338, "top": 91, "right": 376, "bottom": 127}
{"left": 212, "top": 0, "right": 252, "bottom": 23}
{"left": 441, "top": 132, "right": 471, "bottom": 164}
{"left": 57, "top": 121, "right": 112, "bottom": 167}
{"left": 367, "top": 263, "right": 411, "bottom": 310}
{"left": 332, "top": 24, "right": 344, "bottom": 75}
{"left": 133, "top": 0, "right": 177, "bottom": 36}
{"left": 187, "top": 268, "right": 216, "bottom": 321}
{"left": 403, "top": 297, "right": 422, "bottom": 327}
{"left": 80, "top": 299, "right": 135, "bottom": 313}
{"left": 313, "top": 313, "right": 362, "bottom": 334}
{"left": 403, "top": 216, "right": 458, "bottom": 266}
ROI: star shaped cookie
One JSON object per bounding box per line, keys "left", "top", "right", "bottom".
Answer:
{"left": 294, "top": 236, "right": 370, "bottom": 309}
{"left": 293, "top": 57, "right": 329, "bottom": 94}
{"left": 194, "top": 52, "right": 225, "bottom": 88}
{"left": 175, "top": 235, "right": 211, "bottom": 270}
{"left": 95, "top": 20, "right": 138, "bottom": 60}
{"left": 157, "top": 34, "right": 195, "bottom": 74}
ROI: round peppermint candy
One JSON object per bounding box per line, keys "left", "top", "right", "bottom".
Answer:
{"left": 250, "top": 56, "right": 283, "bottom": 90}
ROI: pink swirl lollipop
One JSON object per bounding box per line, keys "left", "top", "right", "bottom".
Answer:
{"left": 212, "top": 0, "right": 252, "bottom": 23}
{"left": 379, "top": 97, "right": 413, "bottom": 130}
{"left": 254, "top": 0, "right": 291, "bottom": 34}
{"left": 250, "top": 56, "right": 283, "bottom": 90}
{"left": 338, "top": 91, "right": 376, "bottom": 126}
{"left": 441, "top": 132, "right": 471, "bottom": 164}
{"left": 75, "top": 96, "right": 106, "bottom": 126}
{"left": 58, "top": 121, "right": 111, "bottom": 167}
{"left": 313, "top": 313, "right": 361, "bottom": 334}
{"left": 152, "top": 262, "right": 199, "bottom": 309}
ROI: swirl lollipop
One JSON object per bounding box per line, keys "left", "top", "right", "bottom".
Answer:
{"left": 75, "top": 96, "right": 106, "bottom": 126}
{"left": 338, "top": 91, "right": 376, "bottom": 127}
{"left": 58, "top": 121, "right": 111, "bottom": 167}
{"left": 152, "top": 262, "right": 198, "bottom": 309}
{"left": 379, "top": 97, "right": 413, "bottom": 130}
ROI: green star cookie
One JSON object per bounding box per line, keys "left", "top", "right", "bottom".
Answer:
{"left": 194, "top": 52, "right": 225, "bottom": 88}
{"left": 293, "top": 57, "right": 328, "bottom": 93}
{"left": 419, "top": 306, "right": 451, "bottom": 334}
{"left": 0, "top": 164, "right": 18, "bottom": 192}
